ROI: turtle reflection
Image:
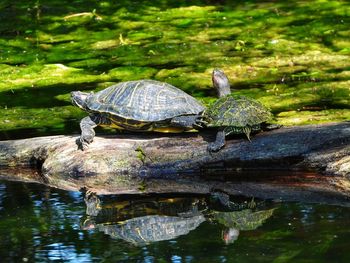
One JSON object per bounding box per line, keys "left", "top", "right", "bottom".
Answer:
{"left": 83, "top": 215, "right": 206, "bottom": 245}
{"left": 213, "top": 208, "right": 276, "bottom": 244}
{"left": 81, "top": 191, "right": 277, "bottom": 246}
{"left": 83, "top": 190, "right": 207, "bottom": 219}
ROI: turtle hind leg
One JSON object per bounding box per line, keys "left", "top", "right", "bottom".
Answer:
{"left": 243, "top": 126, "right": 252, "bottom": 142}
{"left": 208, "top": 129, "right": 226, "bottom": 152}
{"left": 263, "top": 123, "right": 282, "bottom": 131}
{"left": 170, "top": 115, "right": 200, "bottom": 129}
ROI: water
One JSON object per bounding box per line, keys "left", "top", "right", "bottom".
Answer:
{"left": 1, "top": 1, "right": 349, "bottom": 261}
{"left": 1, "top": 179, "right": 350, "bottom": 262}
{"left": 1, "top": 0, "right": 349, "bottom": 137}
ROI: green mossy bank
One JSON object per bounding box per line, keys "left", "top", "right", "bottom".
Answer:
{"left": 0, "top": 0, "right": 349, "bottom": 138}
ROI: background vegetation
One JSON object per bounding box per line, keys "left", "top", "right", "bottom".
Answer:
{"left": 0, "top": 0, "right": 349, "bottom": 139}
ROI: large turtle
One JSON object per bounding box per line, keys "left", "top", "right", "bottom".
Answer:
{"left": 71, "top": 80, "right": 205, "bottom": 150}
{"left": 202, "top": 69, "right": 274, "bottom": 152}
{"left": 81, "top": 191, "right": 206, "bottom": 245}
{"left": 82, "top": 214, "right": 205, "bottom": 245}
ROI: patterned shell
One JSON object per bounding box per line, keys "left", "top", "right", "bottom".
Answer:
{"left": 204, "top": 96, "right": 272, "bottom": 127}
{"left": 113, "top": 214, "right": 205, "bottom": 244}
{"left": 213, "top": 208, "right": 275, "bottom": 231}
{"left": 86, "top": 80, "right": 205, "bottom": 121}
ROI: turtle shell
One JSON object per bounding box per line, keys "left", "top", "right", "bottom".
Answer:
{"left": 213, "top": 208, "right": 276, "bottom": 231}
{"left": 86, "top": 80, "right": 205, "bottom": 122}
{"left": 204, "top": 96, "right": 272, "bottom": 128}
{"left": 102, "top": 214, "right": 205, "bottom": 244}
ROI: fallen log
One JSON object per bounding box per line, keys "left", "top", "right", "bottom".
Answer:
{"left": 0, "top": 122, "right": 349, "bottom": 204}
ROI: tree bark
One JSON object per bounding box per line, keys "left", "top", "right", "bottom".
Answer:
{"left": 0, "top": 122, "right": 349, "bottom": 204}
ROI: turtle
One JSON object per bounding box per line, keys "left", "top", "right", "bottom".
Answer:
{"left": 213, "top": 207, "right": 276, "bottom": 244}
{"left": 213, "top": 207, "right": 276, "bottom": 231}
{"left": 81, "top": 214, "right": 205, "bottom": 245}
{"left": 201, "top": 69, "right": 275, "bottom": 152}
{"left": 71, "top": 80, "right": 205, "bottom": 150}
{"left": 81, "top": 191, "right": 206, "bottom": 245}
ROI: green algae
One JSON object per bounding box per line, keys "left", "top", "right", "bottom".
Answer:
{"left": 0, "top": 0, "right": 349, "bottom": 138}
{"left": 135, "top": 146, "right": 146, "bottom": 164}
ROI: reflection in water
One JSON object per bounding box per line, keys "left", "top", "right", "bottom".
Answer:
{"left": 81, "top": 191, "right": 276, "bottom": 246}
{"left": 1, "top": 179, "right": 350, "bottom": 262}
{"left": 223, "top": 228, "right": 240, "bottom": 245}
{"left": 82, "top": 214, "right": 206, "bottom": 245}
{"left": 213, "top": 208, "right": 276, "bottom": 244}
{"left": 213, "top": 208, "right": 276, "bottom": 231}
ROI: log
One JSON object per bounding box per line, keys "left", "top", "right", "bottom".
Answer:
{"left": 0, "top": 122, "right": 349, "bottom": 204}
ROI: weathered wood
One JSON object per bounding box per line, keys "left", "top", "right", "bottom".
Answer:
{"left": 0, "top": 122, "right": 349, "bottom": 203}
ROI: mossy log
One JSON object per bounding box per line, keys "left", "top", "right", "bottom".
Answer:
{"left": 0, "top": 122, "right": 349, "bottom": 204}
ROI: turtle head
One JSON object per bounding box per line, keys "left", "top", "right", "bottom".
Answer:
{"left": 71, "top": 91, "right": 90, "bottom": 110}
{"left": 80, "top": 218, "right": 96, "bottom": 230}
{"left": 223, "top": 228, "right": 240, "bottom": 245}
{"left": 212, "top": 68, "right": 231, "bottom": 98}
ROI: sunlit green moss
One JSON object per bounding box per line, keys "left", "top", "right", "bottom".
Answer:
{"left": 1, "top": 106, "right": 79, "bottom": 130}
{"left": 0, "top": 0, "right": 349, "bottom": 137}
{"left": 277, "top": 109, "right": 350, "bottom": 126}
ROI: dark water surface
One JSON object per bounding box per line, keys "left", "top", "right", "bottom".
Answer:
{"left": 1, "top": 179, "right": 350, "bottom": 263}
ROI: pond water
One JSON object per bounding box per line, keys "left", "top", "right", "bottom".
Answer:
{"left": 1, "top": 179, "right": 350, "bottom": 263}
{"left": 0, "top": 0, "right": 349, "bottom": 262}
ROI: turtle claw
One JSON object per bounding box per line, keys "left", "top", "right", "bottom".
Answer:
{"left": 207, "top": 142, "right": 223, "bottom": 152}
{"left": 76, "top": 136, "right": 91, "bottom": 151}
{"left": 85, "top": 189, "right": 95, "bottom": 198}
{"left": 81, "top": 141, "right": 90, "bottom": 151}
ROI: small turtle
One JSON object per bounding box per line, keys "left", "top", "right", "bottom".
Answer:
{"left": 71, "top": 80, "right": 205, "bottom": 150}
{"left": 214, "top": 207, "right": 276, "bottom": 244}
{"left": 202, "top": 69, "right": 275, "bottom": 152}
{"left": 213, "top": 207, "right": 276, "bottom": 231}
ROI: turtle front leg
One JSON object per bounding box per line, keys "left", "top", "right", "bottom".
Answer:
{"left": 84, "top": 190, "right": 102, "bottom": 216}
{"left": 78, "top": 115, "right": 101, "bottom": 150}
{"left": 208, "top": 129, "right": 226, "bottom": 152}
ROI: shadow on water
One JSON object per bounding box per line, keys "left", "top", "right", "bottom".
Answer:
{"left": 0, "top": 82, "right": 98, "bottom": 109}
{"left": 0, "top": 119, "right": 78, "bottom": 140}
